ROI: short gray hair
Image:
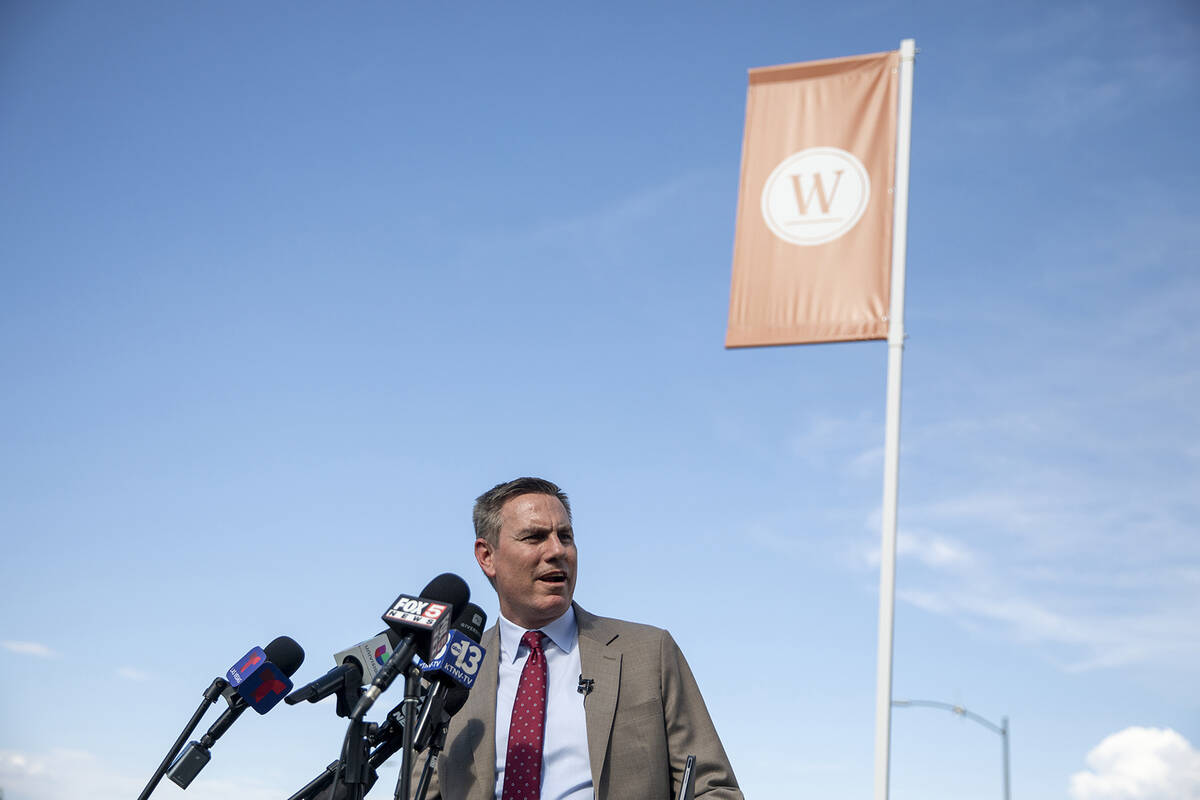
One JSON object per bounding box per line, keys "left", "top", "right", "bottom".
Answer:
{"left": 473, "top": 477, "right": 571, "bottom": 546}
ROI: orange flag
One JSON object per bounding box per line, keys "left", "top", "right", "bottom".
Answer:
{"left": 726, "top": 50, "right": 900, "bottom": 348}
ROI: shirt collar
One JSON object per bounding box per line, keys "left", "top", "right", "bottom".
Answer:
{"left": 498, "top": 605, "right": 578, "bottom": 664}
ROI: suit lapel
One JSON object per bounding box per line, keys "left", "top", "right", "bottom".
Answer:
{"left": 575, "top": 605, "right": 621, "bottom": 796}
{"left": 455, "top": 625, "right": 500, "bottom": 800}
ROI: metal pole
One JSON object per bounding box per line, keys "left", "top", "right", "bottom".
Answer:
{"left": 1002, "top": 716, "right": 1011, "bottom": 800}
{"left": 873, "top": 37, "right": 916, "bottom": 800}
{"left": 892, "top": 700, "right": 1010, "bottom": 800}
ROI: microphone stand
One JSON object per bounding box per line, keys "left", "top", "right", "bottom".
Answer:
{"left": 413, "top": 714, "right": 451, "bottom": 800}
{"left": 341, "top": 716, "right": 377, "bottom": 800}
{"left": 286, "top": 662, "right": 432, "bottom": 800}
{"left": 284, "top": 757, "right": 347, "bottom": 800}
{"left": 137, "top": 677, "right": 228, "bottom": 800}
{"left": 394, "top": 663, "right": 423, "bottom": 800}
{"left": 284, "top": 699, "right": 409, "bottom": 800}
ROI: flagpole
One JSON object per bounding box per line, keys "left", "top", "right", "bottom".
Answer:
{"left": 873, "top": 37, "right": 915, "bottom": 800}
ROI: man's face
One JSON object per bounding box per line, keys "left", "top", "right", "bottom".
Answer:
{"left": 475, "top": 492, "right": 577, "bottom": 630}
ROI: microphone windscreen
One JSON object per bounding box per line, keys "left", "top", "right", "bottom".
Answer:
{"left": 263, "top": 635, "right": 305, "bottom": 676}
{"left": 444, "top": 686, "right": 471, "bottom": 716}
{"left": 452, "top": 603, "right": 487, "bottom": 642}
{"left": 419, "top": 573, "right": 471, "bottom": 609}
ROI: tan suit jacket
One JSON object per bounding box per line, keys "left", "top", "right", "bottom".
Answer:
{"left": 426, "top": 604, "right": 742, "bottom": 800}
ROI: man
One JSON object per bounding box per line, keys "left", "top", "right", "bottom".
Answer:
{"left": 426, "top": 477, "right": 743, "bottom": 800}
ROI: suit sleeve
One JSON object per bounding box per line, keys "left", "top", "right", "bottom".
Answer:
{"left": 659, "top": 631, "right": 744, "bottom": 800}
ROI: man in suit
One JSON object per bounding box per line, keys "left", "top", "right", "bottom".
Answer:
{"left": 426, "top": 477, "right": 743, "bottom": 800}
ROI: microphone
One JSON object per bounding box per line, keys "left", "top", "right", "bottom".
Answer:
{"left": 411, "top": 602, "right": 487, "bottom": 751}
{"left": 351, "top": 573, "right": 469, "bottom": 720}
{"left": 285, "top": 630, "right": 401, "bottom": 708}
{"left": 332, "top": 629, "right": 401, "bottom": 685}
{"left": 166, "top": 635, "right": 305, "bottom": 789}
{"left": 410, "top": 616, "right": 484, "bottom": 800}
{"left": 423, "top": 602, "right": 486, "bottom": 682}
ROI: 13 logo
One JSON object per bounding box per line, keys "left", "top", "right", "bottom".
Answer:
{"left": 449, "top": 641, "right": 483, "bottom": 676}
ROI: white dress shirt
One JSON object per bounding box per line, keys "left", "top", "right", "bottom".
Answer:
{"left": 494, "top": 608, "right": 593, "bottom": 800}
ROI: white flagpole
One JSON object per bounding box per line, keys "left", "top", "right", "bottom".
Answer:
{"left": 873, "top": 37, "right": 916, "bottom": 800}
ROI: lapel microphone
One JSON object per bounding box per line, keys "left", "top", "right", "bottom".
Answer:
{"left": 577, "top": 675, "right": 594, "bottom": 695}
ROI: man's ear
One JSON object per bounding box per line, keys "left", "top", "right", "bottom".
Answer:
{"left": 475, "top": 538, "right": 497, "bottom": 579}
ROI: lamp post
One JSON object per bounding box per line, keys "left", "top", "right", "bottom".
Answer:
{"left": 892, "top": 698, "right": 1010, "bottom": 800}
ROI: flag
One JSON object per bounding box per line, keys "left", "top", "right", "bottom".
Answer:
{"left": 726, "top": 50, "right": 900, "bottom": 348}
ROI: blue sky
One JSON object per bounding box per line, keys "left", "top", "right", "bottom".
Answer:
{"left": 1, "top": 2, "right": 1198, "bottom": 799}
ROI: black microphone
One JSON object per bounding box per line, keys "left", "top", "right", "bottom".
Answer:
{"left": 351, "top": 573, "right": 470, "bottom": 720}
{"left": 411, "top": 663, "right": 479, "bottom": 800}
{"left": 166, "top": 636, "right": 305, "bottom": 789}
{"left": 285, "top": 629, "right": 402, "bottom": 710}
{"left": 285, "top": 662, "right": 363, "bottom": 706}
{"left": 411, "top": 602, "right": 488, "bottom": 752}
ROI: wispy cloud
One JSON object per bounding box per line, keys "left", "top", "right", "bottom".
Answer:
{"left": 0, "top": 749, "right": 138, "bottom": 799}
{"left": 900, "top": 582, "right": 1198, "bottom": 672}
{"left": 0, "top": 748, "right": 289, "bottom": 800}
{"left": 2, "top": 640, "right": 57, "bottom": 658}
{"left": 789, "top": 412, "right": 875, "bottom": 459}
{"left": 846, "top": 384, "right": 1200, "bottom": 672}
{"left": 877, "top": 491, "right": 1200, "bottom": 671}
{"left": 948, "top": 5, "right": 1199, "bottom": 137}
{"left": 863, "top": 528, "right": 975, "bottom": 570}
{"left": 451, "top": 167, "right": 723, "bottom": 267}
{"left": 115, "top": 666, "right": 151, "bottom": 681}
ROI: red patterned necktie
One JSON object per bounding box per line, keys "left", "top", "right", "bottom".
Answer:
{"left": 502, "top": 631, "right": 547, "bottom": 800}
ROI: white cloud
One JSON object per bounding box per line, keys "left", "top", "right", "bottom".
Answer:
{"left": 899, "top": 531, "right": 973, "bottom": 569}
{"left": 790, "top": 413, "right": 860, "bottom": 455}
{"left": 0, "top": 748, "right": 290, "bottom": 800}
{"left": 847, "top": 444, "right": 883, "bottom": 478}
{"left": 1069, "top": 727, "right": 1200, "bottom": 800}
{"left": 0, "top": 749, "right": 140, "bottom": 799}
{"left": 1, "top": 640, "right": 56, "bottom": 658}
{"left": 115, "top": 666, "right": 151, "bottom": 681}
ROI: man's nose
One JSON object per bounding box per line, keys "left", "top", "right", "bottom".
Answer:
{"left": 544, "top": 534, "right": 567, "bottom": 558}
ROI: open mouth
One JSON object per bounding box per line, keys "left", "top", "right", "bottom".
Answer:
{"left": 538, "top": 572, "right": 567, "bottom": 585}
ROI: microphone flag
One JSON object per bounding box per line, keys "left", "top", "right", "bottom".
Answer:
{"left": 333, "top": 631, "right": 399, "bottom": 685}
{"left": 227, "top": 646, "right": 294, "bottom": 714}
{"left": 381, "top": 593, "right": 453, "bottom": 663}
{"left": 418, "top": 629, "right": 486, "bottom": 689}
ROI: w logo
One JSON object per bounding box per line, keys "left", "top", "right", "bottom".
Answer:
{"left": 761, "top": 147, "right": 870, "bottom": 246}
{"left": 790, "top": 171, "right": 844, "bottom": 216}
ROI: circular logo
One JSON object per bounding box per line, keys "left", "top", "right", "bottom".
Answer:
{"left": 760, "top": 147, "right": 871, "bottom": 246}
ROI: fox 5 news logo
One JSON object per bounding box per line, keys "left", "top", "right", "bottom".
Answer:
{"left": 384, "top": 596, "right": 450, "bottom": 629}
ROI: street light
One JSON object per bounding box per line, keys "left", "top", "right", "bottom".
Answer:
{"left": 892, "top": 698, "right": 1010, "bottom": 800}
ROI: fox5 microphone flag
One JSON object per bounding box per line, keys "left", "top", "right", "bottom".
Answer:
{"left": 726, "top": 49, "right": 900, "bottom": 347}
